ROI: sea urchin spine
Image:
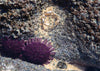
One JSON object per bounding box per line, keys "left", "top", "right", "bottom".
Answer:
{"left": 23, "top": 38, "right": 55, "bottom": 65}
{"left": 1, "top": 37, "right": 25, "bottom": 58}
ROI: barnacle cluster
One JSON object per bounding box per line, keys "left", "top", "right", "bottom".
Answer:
{"left": 0, "top": 37, "right": 55, "bottom": 65}
{"left": 70, "top": 0, "right": 100, "bottom": 43}
{"left": 0, "top": 0, "right": 38, "bottom": 38}
{"left": 0, "top": 0, "right": 35, "bottom": 21}
{"left": 52, "top": 0, "right": 100, "bottom": 44}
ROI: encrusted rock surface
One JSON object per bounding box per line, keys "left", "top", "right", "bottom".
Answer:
{"left": 52, "top": 0, "right": 100, "bottom": 69}
{"left": 0, "top": 0, "right": 100, "bottom": 71}
{"left": 0, "top": 56, "right": 50, "bottom": 71}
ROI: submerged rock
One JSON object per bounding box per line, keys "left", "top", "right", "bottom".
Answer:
{"left": 0, "top": 0, "right": 100, "bottom": 70}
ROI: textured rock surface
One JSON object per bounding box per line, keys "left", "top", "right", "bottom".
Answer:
{"left": 52, "top": 0, "right": 100, "bottom": 68}
{"left": 0, "top": 0, "right": 100, "bottom": 71}
{"left": 0, "top": 56, "right": 50, "bottom": 71}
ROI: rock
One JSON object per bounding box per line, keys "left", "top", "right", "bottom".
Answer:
{"left": 0, "top": 56, "right": 50, "bottom": 71}
{"left": 0, "top": 0, "right": 100, "bottom": 70}
{"left": 52, "top": 0, "right": 100, "bottom": 69}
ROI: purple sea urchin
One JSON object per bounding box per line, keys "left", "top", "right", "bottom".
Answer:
{"left": 1, "top": 37, "right": 25, "bottom": 58}
{"left": 0, "top": 37, "right": 55, "bottom": 65}
{"left": 23, "top": 38, "right": 55, "bottom": 65}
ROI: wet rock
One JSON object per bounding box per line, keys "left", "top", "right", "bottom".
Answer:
{"left": 53, "top": 0, "right": 100, "bottom": 69}
{"left": 0, "top": 0, "right": 100, "bottom": 70}
{"left": 0, "top": 56, "right": 50, "bottom": 71}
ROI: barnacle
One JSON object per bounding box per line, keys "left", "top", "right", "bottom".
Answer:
{"left": 23, "top": 38, "right": 55, "bottom": 65}
{"left": 40, "top": 6, "right": 60, "bottom": 32}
